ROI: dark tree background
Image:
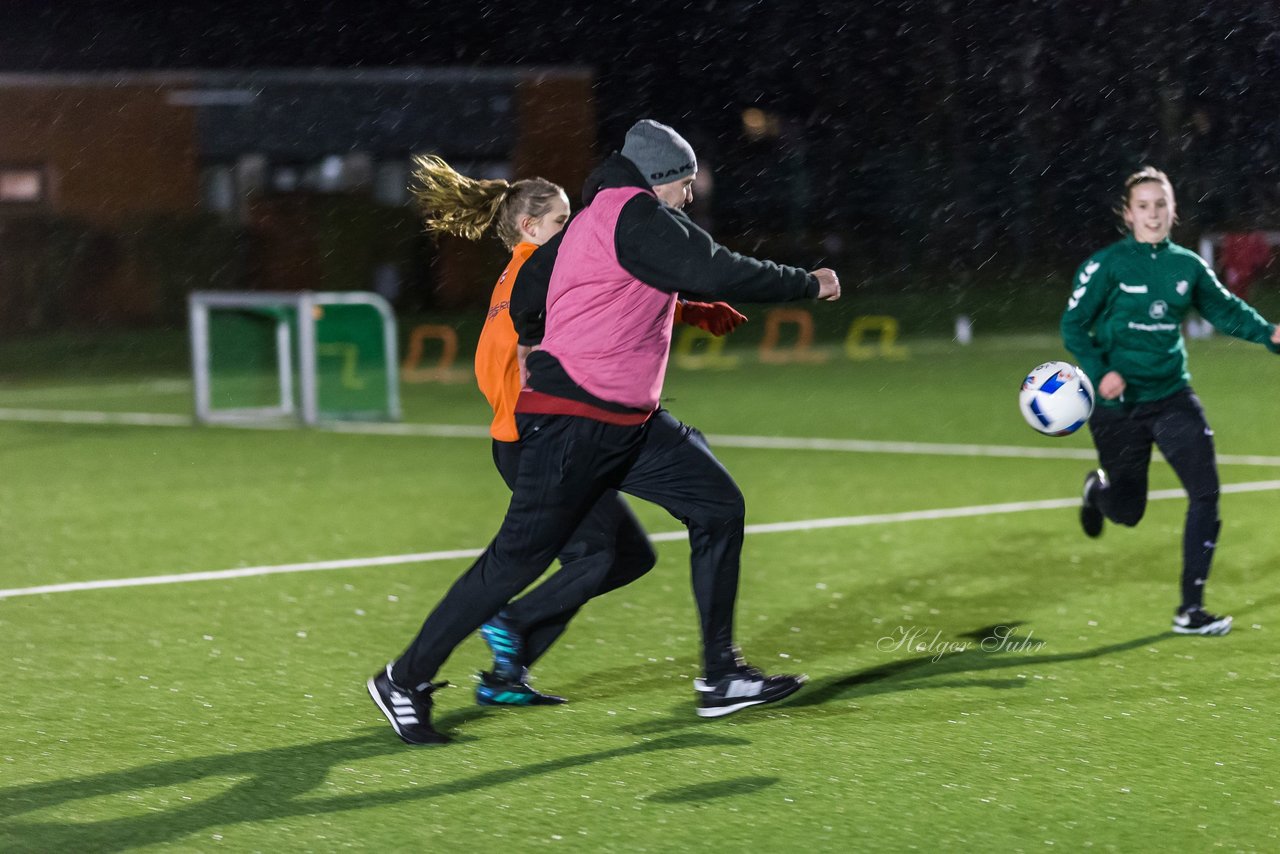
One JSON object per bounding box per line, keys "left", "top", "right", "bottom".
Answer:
{"left": 7, "top": 0, "right": 1280, "bottom": 282}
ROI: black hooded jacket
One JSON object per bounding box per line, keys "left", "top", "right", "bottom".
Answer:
{"left": 510, "top": 152, "right": 818, "bottom": 412}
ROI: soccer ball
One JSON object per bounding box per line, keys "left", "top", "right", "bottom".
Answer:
{"left": 1018, "top": 361, "right": 1095, "bottom": 436}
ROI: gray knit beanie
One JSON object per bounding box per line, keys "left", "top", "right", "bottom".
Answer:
{"left": 621, "top": 119, "right": 698, "bottom": 186}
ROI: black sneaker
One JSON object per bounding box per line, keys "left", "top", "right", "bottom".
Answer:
{"left": 696, "top": 665, "right": 807, "bottom": 718}
{"left": 1080, "top": 469, "right": 1107, "bottom": 538}
{"left": 475, "top": 669, "right": 567, "bottom": 706}
{"left": 479, "top": 614, "right": 525, "bottom": 683}
{"left": 1172, "top": 606, "right": 1232, "bottom": 636}
{"left": 367, "top": 664, "right": 450, "bottom": 745}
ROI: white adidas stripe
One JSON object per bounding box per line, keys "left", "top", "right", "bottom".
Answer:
{"left": 723, "top": 679, "right": 764, "bottom": 699}
{"left": 390, "top": 693, "right": 420, "bottom": 723}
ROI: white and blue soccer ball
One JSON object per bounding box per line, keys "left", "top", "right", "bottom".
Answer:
{"left": 1018, "top": 361, "right": 1095, "bottom": 436}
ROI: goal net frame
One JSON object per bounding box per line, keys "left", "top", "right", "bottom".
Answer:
{"left": 188, "top": 290, "right": 401, "bottom": 426}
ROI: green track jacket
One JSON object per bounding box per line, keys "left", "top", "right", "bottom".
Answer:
{"left": 1060, "top": 234, "right": 1279, "bottom": 406}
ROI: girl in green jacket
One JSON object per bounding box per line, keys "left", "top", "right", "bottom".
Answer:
{"left": 1061, "top": 166, "right": 1280, "bottom": 636}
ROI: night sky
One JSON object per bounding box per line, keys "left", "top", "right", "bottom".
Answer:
{"left": 8, "top": 0, "right": 1280, "bottom": 271}
{"left": 4, "top": 0, "right": 895, "bottom": 138}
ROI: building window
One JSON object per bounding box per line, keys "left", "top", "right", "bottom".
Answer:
{"left": 201, "top": 165, "right": 237, "bottom": 214}
{"left": 0, "top": 167, "right": 45, "bottom": 204}
{"left": 374, "top": 161, "right": 408, "bottom": 207}
{"left": 263, "top": 154, "right": 376, "bottom": 196}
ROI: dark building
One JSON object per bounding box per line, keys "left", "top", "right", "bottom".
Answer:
{"left": 0, "top": 67, "right": 595, "bottom": 328}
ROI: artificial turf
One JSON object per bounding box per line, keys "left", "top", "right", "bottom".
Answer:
{"left": 2, "top": 332, "right": 1279, "bottom": 851}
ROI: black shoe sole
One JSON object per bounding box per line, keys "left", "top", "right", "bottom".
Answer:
{"left": 1080, "top": 506, "right": 1104, "bottom": 538}
{"left": 1081, "top": 471, "right": 1105, "bottom": 538}
{"left": 1171, "top": 615, "right": 1232, "bottom": 636}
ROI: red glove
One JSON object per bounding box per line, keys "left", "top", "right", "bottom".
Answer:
{"left": 678, "top": 301, "right": 748, "bottom": 336}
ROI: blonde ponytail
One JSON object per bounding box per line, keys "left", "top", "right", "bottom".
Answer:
{"left": 410, "top": 154, "right": 512, "bottom": 242}
{"left": 409, "top": 155, "right": 567, "bottom": 250}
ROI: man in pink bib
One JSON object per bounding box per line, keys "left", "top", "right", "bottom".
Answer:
{"left": 370, "top": 120, "right": 841, "bottom": 744}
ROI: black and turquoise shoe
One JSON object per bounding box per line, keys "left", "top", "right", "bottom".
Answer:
{"left": 479, "top": 614, "right": 525, "bottom": 682}
{"left": 475, "top": 669, "right": 567, "bottom": 706}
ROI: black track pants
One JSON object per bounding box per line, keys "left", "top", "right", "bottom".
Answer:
{"left": 490, "top": 439, "right": 656, "bottom": 667}
{"left": 392, "top": 409, "right": 746, "bottom": 686}
{"left": 1088, "top": 388, "right": 1221, "bottom": 609}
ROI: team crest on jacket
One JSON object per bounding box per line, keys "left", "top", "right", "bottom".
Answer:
{"left": 1149, "top": 300, "right": 1168, "bottom": 319}
{"left": 1176, "top": 280, "right": 1189, "bottom": 295}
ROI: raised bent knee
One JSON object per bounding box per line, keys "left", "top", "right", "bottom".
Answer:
{"left": 1103, "top": 485, "right": 1146, "bottom": 527}
{"left": 622, "top": 539, "right": 658, "bottom": 577}
{"left": 703, "top": 487, "right": 746, "bottom": 532}
{"left": 1111, "top": 507, "right": 1144, "bottom": 527}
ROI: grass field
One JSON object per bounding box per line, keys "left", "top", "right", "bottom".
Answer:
{"left": 3, "top": 328, "right": 1280, "bottom": 852}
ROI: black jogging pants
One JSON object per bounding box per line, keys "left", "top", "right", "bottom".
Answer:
{"left": 391, "top": 408, "right": 746, "bottom": 686}
{"left": 489, "top": 438, "right": 656, "bottom": 668}
{"left": 1088, "top": 388, "right": 1221, "bottom": 609}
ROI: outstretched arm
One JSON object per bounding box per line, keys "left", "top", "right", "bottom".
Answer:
{"left": 1191, "top": 258, "right": 1280, "bottom": 353}
{"left": 614, "top": 196, "right": 829, "bottom": 303}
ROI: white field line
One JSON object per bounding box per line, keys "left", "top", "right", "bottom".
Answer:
{"left": 0, "top": 379, "right": 189, "bottom": 402}
{"left": 3, "top": 480, "right": 1279, "bottom": 601}
{"left": 3, "top": 407, "right": 1280, "bottom": 467}
{"left": 0, "top": 408, "right": 197, "bottom": 428}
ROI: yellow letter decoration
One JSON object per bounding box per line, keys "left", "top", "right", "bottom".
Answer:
{"left": 673, "top": 325, "right": 740, "bottom": 370}
{"left": 758, "top": 308, "right": 829, "bottom": 364}
{"left": 401, "top": 324, "right": 463, "bottom": 383}
{"left": 317, "top": 343, "right": 365, "bottom": 389}
{"left": 844, "top": 315, "right": 908, "bottom": 361}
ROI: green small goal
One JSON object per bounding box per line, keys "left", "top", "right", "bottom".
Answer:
{"left": 188, "top": 291, "right": 401, "bottom": 426}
